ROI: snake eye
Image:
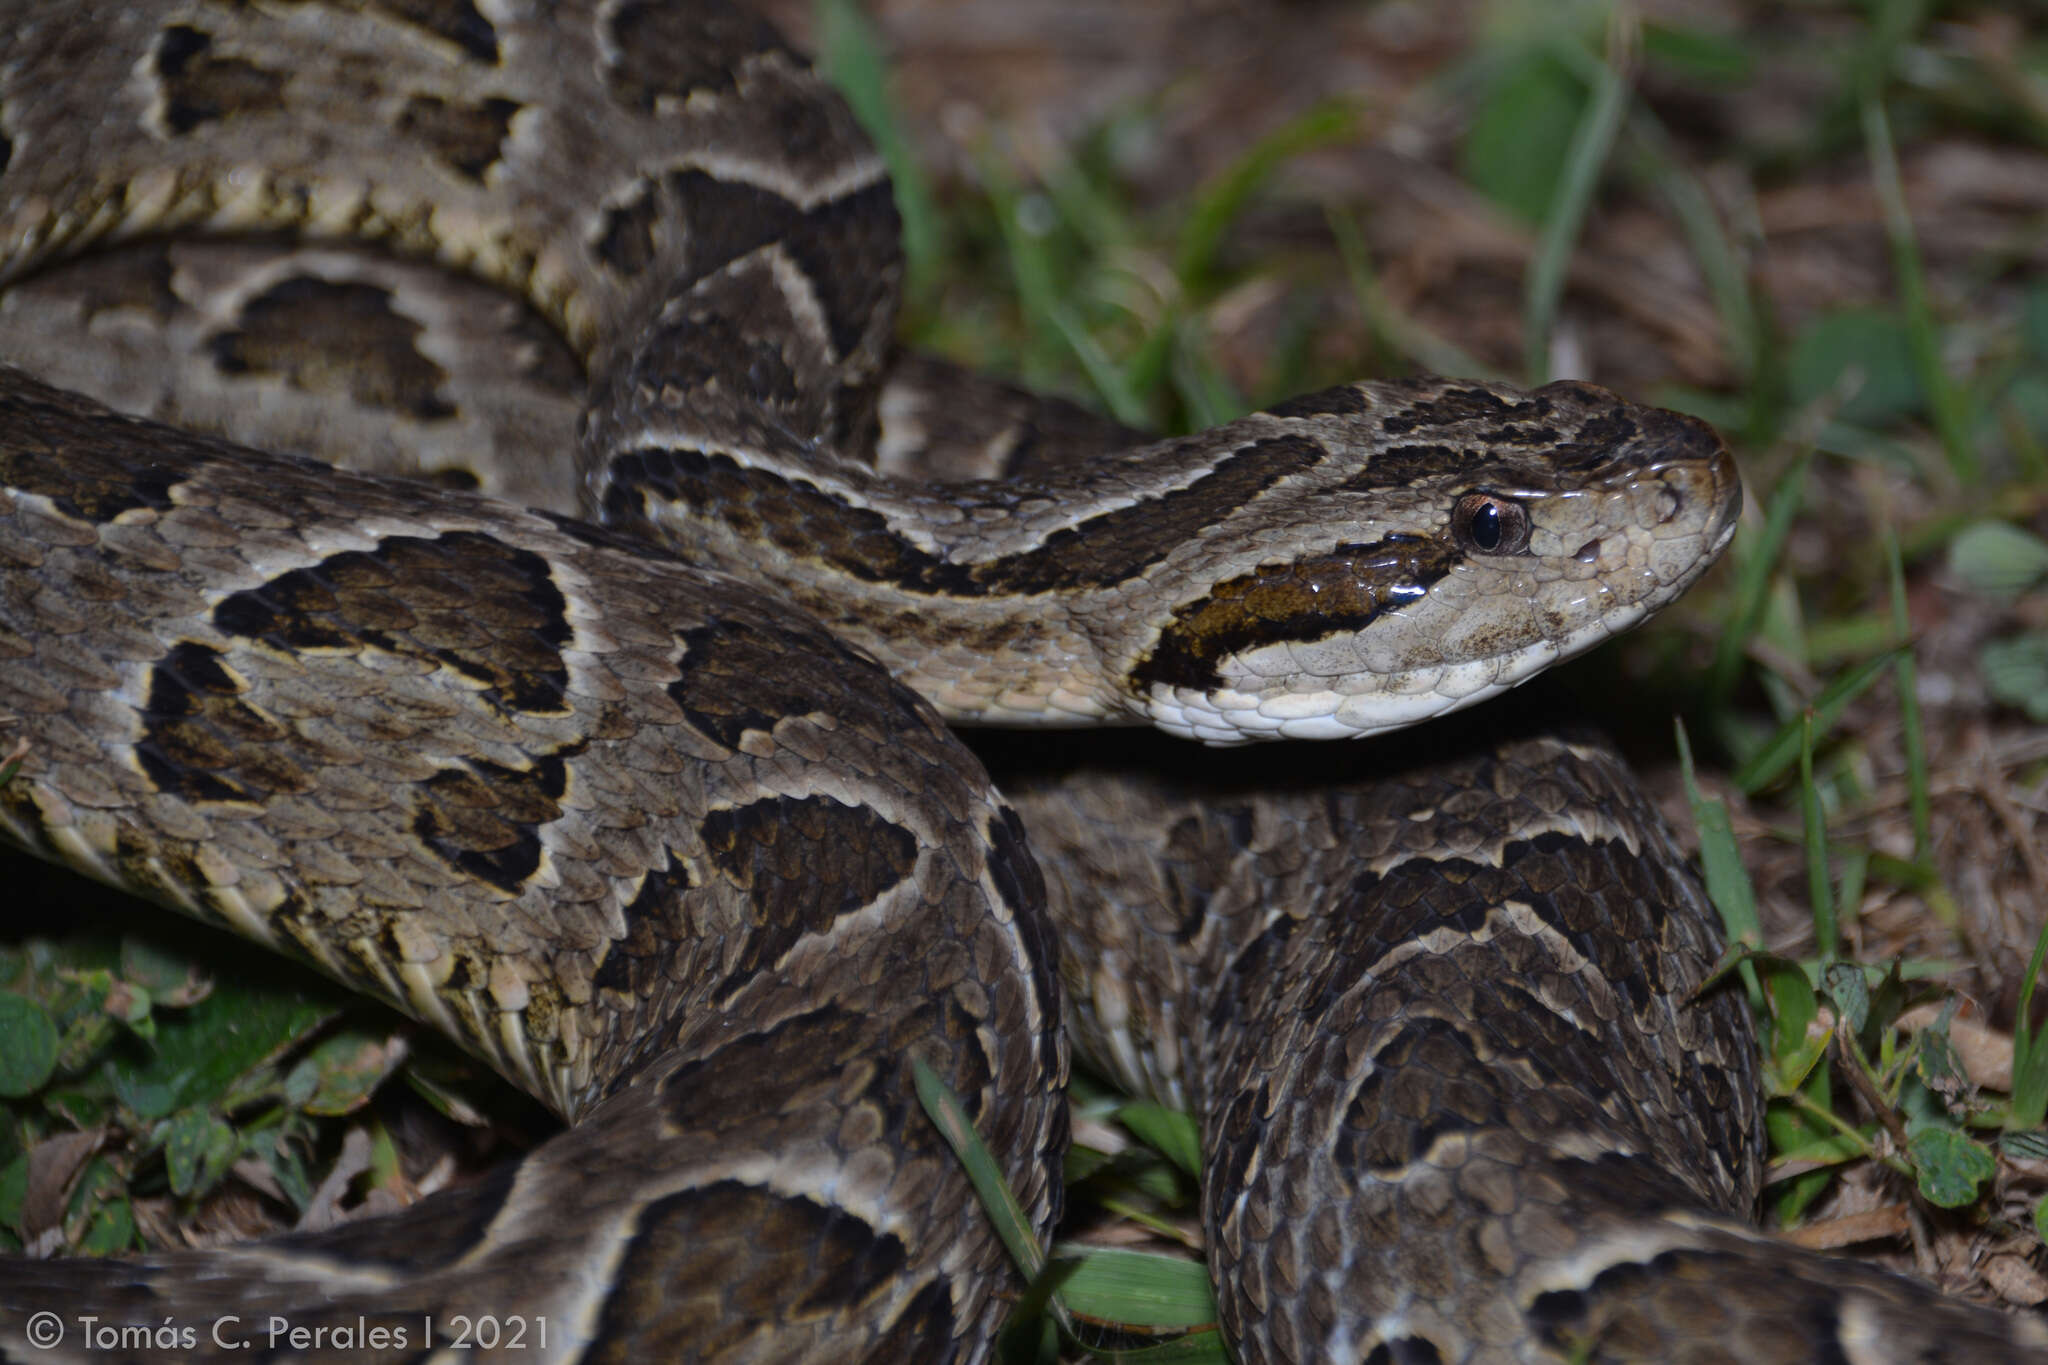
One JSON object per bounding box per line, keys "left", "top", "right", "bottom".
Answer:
{"left": 1452, "top": 492, "right": 1530, "bottom": 555}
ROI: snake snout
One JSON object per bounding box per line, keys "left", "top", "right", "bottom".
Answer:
{"left": 1705, "top": 443, "right": 1745, "bottom": 544}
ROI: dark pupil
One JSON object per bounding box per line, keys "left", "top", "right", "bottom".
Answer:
{"left": 1469, "top": 501, "right": 1501, "bottom": 550}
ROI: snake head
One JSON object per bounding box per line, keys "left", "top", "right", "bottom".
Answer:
{"left": 1122, "top": 378, "right": 1742, "bottom": 744}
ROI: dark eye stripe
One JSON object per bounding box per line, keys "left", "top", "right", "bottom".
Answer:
{"left": 1131, "top": 536, "right": 1458, "bottom": 693}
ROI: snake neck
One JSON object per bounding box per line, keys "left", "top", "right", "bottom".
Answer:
{"left": 586, "top": 376, "right": 1742, "bottom": 742}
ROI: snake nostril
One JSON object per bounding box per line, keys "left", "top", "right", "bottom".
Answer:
{"left": 1574, "top": 538, "right": 1600, "bottom": 564}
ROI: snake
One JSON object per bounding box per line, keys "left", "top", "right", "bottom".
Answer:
{"left": 0, "top": 2, "right": 2043, "bottom": 1362}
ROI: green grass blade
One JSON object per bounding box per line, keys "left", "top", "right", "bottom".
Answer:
{"left": 1119, "top": 1102, "right": 1204, "bottom": 1178}
{"left": 1676, "top": 717, "right": 1762, "bottom": 949}
{"left": 1884, "top": 531, "right": 1932, "bottom": 861}
{"left": 913, "top": 1058, "right": 1050, "bottom": 1286}
{"left": 1175, "top": 102, "right": 1360, "bottom": 292}
{"left": 1733, "top": 647, "right": 1906, "bottom": 794}
{"left": 972, "top": 148, "right": 1068, "bottom": 384}
{"left": 1860, "top": 97, "right": 1977, "bottom": 484}
{"left": 1168, "top": 325, "right": 1243, "bottom": 429}
{"left": 1047, "top": 300, "right": 1154, "bottom": 429}
{"left": 1621, "top": 115, "right": 1759, "bottom": 383}
{"left": 1327, "top": 209, "right": 1498, "bottom": 379}
{"left": 2009, "top": 919, "right": 2048, "bottom": 1131}
{"left": 1709, "top": 452, "right": 1812, "bottom": 710}
{"left": 1676, "top": 718, "right": 1763, "bottom": 1013}
{"left": 1078, "top": 1331, "right": 1232, "bottom": 1364}
{"left": 1798, "top": 712, "right": 1836, "bottom": 963}
{"left": 1050, "top": 1245, "right": 1218, "bottom": 1332}
{"left": 1523, "top": 28, "right": 1634, "bottom": 384}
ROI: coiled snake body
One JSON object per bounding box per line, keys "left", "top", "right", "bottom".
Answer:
{"left": 0, "top": 4, "right": 2041, "bottom": 1362}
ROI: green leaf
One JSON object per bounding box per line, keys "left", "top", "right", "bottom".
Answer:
{"left": 1642, "top": 23, "right": 1754, "bottom": 85}
{"left": 2036, "top": 1195, "right": 2048, "bottom": 1247}
{"left": 0, "top": 1153, "right": 26, "bottom": 1235}
{"left": 1760, "top": 956, "right": 1830, "bottom": 1095}
{"left": 1073, "top": 1330, "right": 1232, "bottom": 1363}
{"left": 2021, "top": 272, "right": 2048, "bottom": 365}
{"left": 1981, "top": 636, "right": 2048, "bottom": 724}
{"left": 1709, "top": 452, "right": 1812, "bottom": 708}
{"left": 241, "top": 1125, "right": 316, "bottom": 1213}
{"left": 162, "top": 1110, "right": 239, "bottom": 1199}
{"left": 64, "top": 1156, "right": 128, "bottom": 1246}
{"left": 2002, "top": 1131, "right": 2048, "bottom": 1162}
{"left": 1861, "top": 961, "right": 1911, "bottom": 1054}
{"left": 1907, "top": 1127, "right": 1997, "bottom": 1209}
{"left": 74, "top": 1195, "right": 135, "bottom": 1256}
{"left": 42, "top": 1088, "right": 106, "bottom": 1130}
{"left": 1118, "top": 1103, "right": 1204, "bottom": 1178}
{"left": 285, "top": 1030, "right": 403, "bottom": 1117}
{"left": 1766, "top": 1127, "right": 1865, "bottom": 1169}
{"left": 1949, "top": 522, "right": 2048, "bottom": 598}
{"left": 1460, "top": 51, "right": 1588, "bottom": 226}
{"left": 105, "top": 981, "right": 332, "bottom": 1120}
{"left": 1821, "top": 963, "right": 1869, "bottom": 1038}
{"left": 1787, "top": 308, "right": 1923, "bottom": 427}
{"left": 1914, "top": 1011, "right": 1972, "bottom": 1116}
{"left": 0, "top": 992, "right": 59, "bottom": 1097}
{"left": 1051, "top": 1245, "right": 1217, "bottom": 1331}
{"left": 1799, "top": 713, "right": 1836, "bottom": 962}
{"left": 1519, "top": 35, "right": 1630, "bottom": 385}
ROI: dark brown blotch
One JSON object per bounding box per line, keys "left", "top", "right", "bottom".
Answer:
{"left": 668, "top": 613, "right": 932, "bottom": 751}
{"left": 856, "top": 1280, "right": 957, "bottom": 1365}
{"left": 211, "top": 532, "right": 572, "bottom": 716}
{"left": 612, "top": 434, "right": 1322, "bottom": 599}
{"left": 409, "top": 753, "right": 569, "bottom": 892}
{"left": 209, "top": 278, "right": 456, "bottom": 422}
{"left": 600, "top": 0, "right": 796, "bottom": 108}
{"left": 1209, "top": 916, "right": 1296, "bottom": 1034}
{"left": 667, "top": 168, "right": 804, "bottom": 289}
{"left": 137, "top": 641, "right": 300, "bottom": 804}
{"left": 1336, "top": 444, "right": 1483, "bottom": 492}
{"left": 586, "top": 1179, "right": 907, "bottom": 1360}
{"left": 591, "top": 851, "right": 698, "bottom": 996}
{"left": 1337, "top": 1016, "right": 1505, "bottom": 1172}
{"left": 365, "top": 0, "right": 500, "bottom": 63}
{"left": 1133, "top": 535, "right": 1459, "bottom": 694}
{"left": 1503, "top": 831, "right": 1666, "bottom": 1011}
{"left": 394, "top": 93, "right": 521, "bottom": 183}
{"left": 608, "top": 448, "right": 956, "bottom": 594}
{"left": 594, "top": 180, "right": 660, "bottom": 278}
{"left": 151, "top": 25, "right": 288, "bottom": 135}
{"left": 698, "top": 794, "right": 918, "bottom": 997}
{"left": 1265, "top": 385, "right": 1368, "bottom": 419}
{"left": 983, "top": 434, "right": 1323, "bottom": 595}
{"left": 769, "top": 180, "right": 902, "bottom": 363}
{"left": 1377, "top": 385, "right": 1546, "bottom": 436}
{"left": 0, "top": 441, "right": 181, "bottom": 523}
{"left": 984, "top": 803, "right": 1063, "bottom": 1080}
{"left": 68, "top": 245, "right": 181, "bottom": 324}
